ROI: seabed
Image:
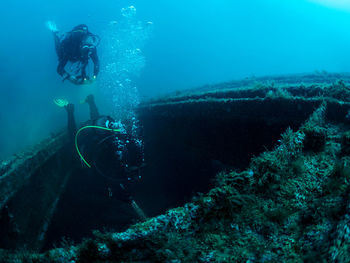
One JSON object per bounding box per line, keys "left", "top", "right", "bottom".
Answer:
{"left": 2, "top": 73, "right": 350, "bottom": 262}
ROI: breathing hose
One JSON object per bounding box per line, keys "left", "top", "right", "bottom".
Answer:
{"left": 76, "top": 125, "right": 147, "bottom": 221}
{"left": 75, "top": 125, "right": 120, "bottom": 168}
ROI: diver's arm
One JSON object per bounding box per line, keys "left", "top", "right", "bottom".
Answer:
{"left": 53, "top": 32, "right": 62, "bottom": 58}
{"left": 80, "top": 60, "right": 88, "bottom": 79}
{"left": 57, "top": 57, "right": 68, "bottom": 77}
{"left": 91, "top": 48, "right": 100, "bottom": 77}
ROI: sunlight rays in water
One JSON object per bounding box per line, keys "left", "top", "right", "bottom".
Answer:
{"left": 308, "top": 0, "right": 350, "bottom": 12}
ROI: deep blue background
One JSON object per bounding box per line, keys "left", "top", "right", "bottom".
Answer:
{"left": 0, "top": 0, "right": 350, "bottom": 159}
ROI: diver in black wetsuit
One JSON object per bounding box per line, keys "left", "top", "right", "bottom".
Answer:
{"left": 52, "top": 24, "right": 100, "bottom": 85}
{"left": 62, "top": 95, "right": 146, "bottom": 220}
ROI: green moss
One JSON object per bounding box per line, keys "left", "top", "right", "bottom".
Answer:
{"left": 77, "top": 239, "right": 100, "bottom": 263}
{"left": 324, "top": 80, "right": 350, "bottom": 101}
{"left": 341, "top": 131, "right": 350, "bottom": 156}
{"left": 265, "top": 87, "right": 293, "bottom": 99}
{"left": 326, "top": 159, "right": 350, "bottom": 195}
{"left": 5, "top": 85, "right": 350, "bottom": 262}
{"left": 302, "top": 126, "right": 326, "bottom": 152}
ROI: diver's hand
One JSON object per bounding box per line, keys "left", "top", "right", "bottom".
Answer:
{"left": 82, "top": 76, "right": 96, "bottom": 84}
{"left": 83, "top": 76, "right": 90, "bottom": 84}
{"left": 66, "top": 75, "right": 95, "bottom": 85}
{"left": 62, "top": 72, "right": 71, "bottom": 82}
{"left": 70, "top": 75, "right": 82, "bottom": 84}
{"left": 66, "top": 75, "right": 83, "bottom": 85}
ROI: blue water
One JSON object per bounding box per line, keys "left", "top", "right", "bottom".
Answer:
{"left": 0, "top": 0, "right": 350, "bottom": 159}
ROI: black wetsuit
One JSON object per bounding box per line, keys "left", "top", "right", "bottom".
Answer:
{"left": 54, "top": 25, "right": 100, "bottom": 82}
{"left": 65, "top": 98, "right": 143, "bottom": 203}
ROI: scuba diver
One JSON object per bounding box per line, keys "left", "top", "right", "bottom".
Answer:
{"left": 47, "top": 22, "right": 100, "bottom": 85}
{"left": 54, "top": 95, "right": 147, "bottom": 221}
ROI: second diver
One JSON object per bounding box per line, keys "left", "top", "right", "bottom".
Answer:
{"left": 48, "top": 22, "right": 100, "bottom": 85}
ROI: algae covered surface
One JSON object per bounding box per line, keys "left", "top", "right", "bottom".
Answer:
{"left": 4, "top": 76, "right": 350, "bottom": 262}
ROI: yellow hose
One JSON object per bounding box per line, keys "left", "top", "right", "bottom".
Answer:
{"left": 75, "top": 125, "right": 120, "bottom": 168}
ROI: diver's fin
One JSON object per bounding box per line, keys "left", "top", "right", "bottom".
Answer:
{"left": 53, "top": 98, "right": 69, "bottom": 108}
{"left": 45, "top": 21, "right": 58, "bottom": 33}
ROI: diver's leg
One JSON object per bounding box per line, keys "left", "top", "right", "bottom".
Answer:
{"left": 65, "top": 103, "right": 77, "bottom": 142}
{"left": 119, "top": 183, "right": 147, "bottom": 221}
{"left": 85, "top": 94, "right": 100, "bottom": 121}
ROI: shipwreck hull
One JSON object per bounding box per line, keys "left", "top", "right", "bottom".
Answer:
{"left": 0, "top": 133, "right": 70, "bottom": 250}
{"left": 1, "top": 73, "right": 350, "bottom": 260}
